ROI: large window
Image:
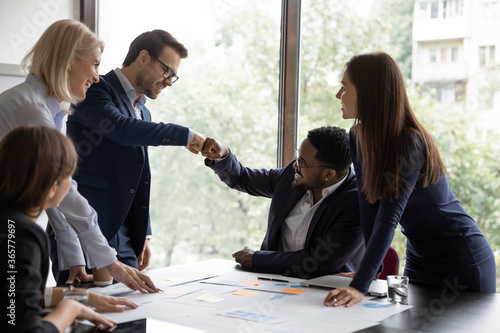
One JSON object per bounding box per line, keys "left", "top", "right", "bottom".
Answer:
{"left": 297, "top": 0, "right": 499, "bottom": 288}
{"left": 98, "top": 0, "right": 281, "bottom": 267}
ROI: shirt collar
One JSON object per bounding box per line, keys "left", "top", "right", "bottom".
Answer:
{"left": 306, "top": 173, "right": 349, "bottom": 203}
{"left": 113, "top": 68, "right": 147, "bottom": 109}
{"left": 25, "top": 74, "right": 63, "bottom": 117}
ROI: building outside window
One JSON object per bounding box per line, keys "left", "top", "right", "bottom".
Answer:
{"left": 429, "top": 48, "right": 438, "bottom": 63}
{"left": 480, "top": 45, "right": 496, "bottom": 67}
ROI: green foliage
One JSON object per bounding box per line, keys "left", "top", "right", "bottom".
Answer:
{"left": 147, "top": 2, "right": 280, "bottom": 267}
{"left": 372, "top": 0, "right": 415, "bottom": 78}
{"left": 298, "top": 1, "right": 395, "bottom": 138}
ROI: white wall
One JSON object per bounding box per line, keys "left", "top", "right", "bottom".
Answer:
{"left": 0, "top": 0, "right": 79, "bottom": 92}
{"left": 0, "top": 75, "right": 24, "bottom": 94}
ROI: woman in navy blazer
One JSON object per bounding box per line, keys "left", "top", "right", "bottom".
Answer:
{"left": 324, "top": 52, "right": 496, "bottom": 308}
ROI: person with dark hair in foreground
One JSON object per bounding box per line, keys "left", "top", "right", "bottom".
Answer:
{"left": 0, "top": 127, "right": 137, "bottom": 332}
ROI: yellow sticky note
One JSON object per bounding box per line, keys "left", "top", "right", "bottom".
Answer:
{"left": 197, "top": 293, "right": 225, "bottom": 302}
{"left": 281, "top": 288, "right": 307, "bottom": 294}
{"left": 233, "top": 290, "right": 259, "bottom": 296}
{"left": 240, "top": 280, "right": 264, "bottom": 286}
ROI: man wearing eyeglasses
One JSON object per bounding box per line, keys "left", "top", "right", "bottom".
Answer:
{"left": 202, "top": 126, "right": 365, "bottom": 278}
{"left": 61, "top": 30, "right": 205, "bottom": 282}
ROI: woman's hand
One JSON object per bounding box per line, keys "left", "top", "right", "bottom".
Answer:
{"left": 43, "top": 299, "right": 117, "bottom": 332}
{"left": 323, "top": 286, "right": 364, "bottom": 308}
{"left": 74, "top": 300, "right": 117, "bottom": 329}
{"left": 334, "top": 272, "right": 356, "bottom": 278}
{"left": 89, "top": 292, "right": 138, "bottom": 312}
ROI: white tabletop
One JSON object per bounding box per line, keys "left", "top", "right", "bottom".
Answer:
{"left": 83, "top": 259, "right": 412, "bottom": 333}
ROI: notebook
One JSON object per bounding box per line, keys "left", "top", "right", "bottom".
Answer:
{"left": 300, "top": 275, "right": 387, "bottom": 296}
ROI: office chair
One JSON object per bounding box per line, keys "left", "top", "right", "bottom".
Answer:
{"left": 379, "top": 246, "right": 399, "bottom": 280}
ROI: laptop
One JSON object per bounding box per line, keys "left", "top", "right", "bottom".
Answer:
{"left": 300, "top": 275, "right": 387, "bottom": 296}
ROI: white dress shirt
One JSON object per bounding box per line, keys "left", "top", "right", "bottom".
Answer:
{"left": 114, "top": 68, "right": 153, "bottom": 240}
{"left": 0, "top": 74, "right": 116, "bottom": 269}
{"left": 281, "top": 174, "right": 348, "bottom": 251}
{"left": 114, "top": 68, "right": 193, "bottom": 142}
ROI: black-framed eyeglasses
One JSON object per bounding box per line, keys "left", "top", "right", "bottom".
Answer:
{"left": 149, "top": 54, "right": 179, "bottom": 83}
{"left": 294, "top": 149, "right": 333, "bottom": 170}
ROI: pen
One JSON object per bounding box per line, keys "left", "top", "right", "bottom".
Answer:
{"left": 257, "top": 276, "right": 292, "bottom": 283}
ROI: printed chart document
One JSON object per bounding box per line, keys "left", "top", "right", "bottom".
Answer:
{"left": 89, "top": 259, "right": 412, "bottom": 333}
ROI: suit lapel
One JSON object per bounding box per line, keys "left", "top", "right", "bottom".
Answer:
{"left": 141, "top": 107, "right": 151, "bottom": 122}
{"left": 104, "top": 70, "right": 148, "bottom": 159}
{"left": 104, "top": 71, "right": 137, "bottom": 119}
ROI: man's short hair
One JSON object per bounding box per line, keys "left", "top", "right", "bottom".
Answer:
{"left": 307, "top": 126, "right": 351, "bottom": 172}
{"left": 122, "top": 30, "right": 188, "bottom": 67}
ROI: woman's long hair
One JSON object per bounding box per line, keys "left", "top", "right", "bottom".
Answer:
{"left": 21, "top": 19, "right": 104, "bottom": 107}
{"left": 347, "top": 52, "right": 445, "bottom": 203}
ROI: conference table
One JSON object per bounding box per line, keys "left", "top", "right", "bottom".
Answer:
{"left": 70, "top": 259, "right": 500, "bottom": 333}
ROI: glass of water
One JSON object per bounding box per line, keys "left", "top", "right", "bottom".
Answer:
{"left": 62, "top": 286, "right": 89, "bottom": 305}
{"left": 387, "top": 275, "right": 409, "bottom": 304}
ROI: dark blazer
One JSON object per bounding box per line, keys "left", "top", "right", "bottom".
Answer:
{"left": 206, "top": 152, "right": 365, "bottom": 278}
{"left": 348, "top": 129, "right": 497, "bottom": 293}
{"left": 0, "top": 207, "right": 58, "bottom": 332}
{"left": 67, "top": 70, "right": 189, "bottom": 257}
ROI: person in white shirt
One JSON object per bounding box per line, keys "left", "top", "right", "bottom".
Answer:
{"left": 0, "top": 19, "right": 156, "bottom": 292}
{"left": 202, "top": 126, "right": 365, "bottom": 278}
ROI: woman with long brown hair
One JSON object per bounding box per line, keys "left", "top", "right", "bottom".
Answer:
{"left": 324, "top": 52, "right": 496, "bottom": 308}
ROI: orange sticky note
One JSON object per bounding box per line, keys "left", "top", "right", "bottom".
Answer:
{"left": 240, "top": 280, "right": 264, "bottom": 286}
{"left": 233, "top": 290, "right": 259, "bottom": 296}
{"left": 281, "top": 288, "right": 307, "bottom": 294}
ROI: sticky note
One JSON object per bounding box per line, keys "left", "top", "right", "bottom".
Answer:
{"left": 280, "top": 288, "right": 307, "bottom": 294}
{"left": 233, "top": 290, "right": 259, "bottom": 296}
{"left": 197, "top": 293, "right": 225, "bottom": 302}
{"left": 240, "top": 280, "right": 264, "bottom": 286}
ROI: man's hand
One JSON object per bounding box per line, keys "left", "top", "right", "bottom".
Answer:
{"left": 106, "top": 261, "right": 158, "bottom": 293}
{"left": 202, "top": 137, "right": 230, "bottom": 160}
{"left": 88, "top": 292, "right": 138, "bottom": 312}
{"left": 232, "top": 246, "right": 254, "bottom": 268}
{"left": 66, "top": 265, "right": 93, "bottom": 285}
{"left": 186, "top": 131, "right": 206, "bottom": 154}
{"left": 137, "top": 239, "right": 151, "bottom": 271}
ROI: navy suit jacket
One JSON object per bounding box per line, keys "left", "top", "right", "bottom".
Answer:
{"left": 206, "top": 152, "right": 365, "bottom": 278}
{"left": 1, "top": 207, "right": 58, "bottom": 332}
{"left": 67, "top": 70, "right": 189, "bottom": 256}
